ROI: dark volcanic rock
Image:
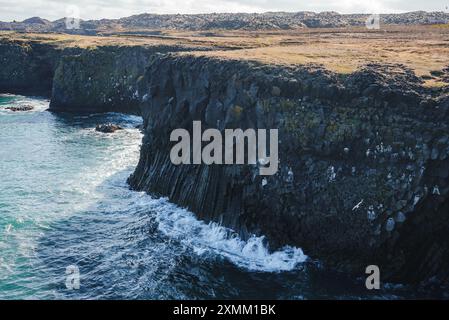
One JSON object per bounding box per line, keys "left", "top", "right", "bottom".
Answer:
{"left": 128, "top": 54, "right": 449, "bottom": 286}
{"left": 442, "top": 66, "right": 449, "bottom": 83}
{"left": 49, "top": 46, "right": 151, "bottom": 114}
{"left": 0, "top": 37, "right": 209, "bottom": 113}
{"left": 5, "top": 104, "right": 34, "bottom": 111}
{"left": 49, "top": 45, "right": 208, "bottom": 114}
{"left": 0, "top": 39, "right": 66, "bottom": 96}
{"left": 95, "top": 123, "right": 123, "bottom": 133}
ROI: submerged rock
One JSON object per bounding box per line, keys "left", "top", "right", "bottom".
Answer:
{"left": 95, "top": 123, "right": 123, "bottom": 133}
{"left": 5, "top": 105, "right": 34, "bottom": 112}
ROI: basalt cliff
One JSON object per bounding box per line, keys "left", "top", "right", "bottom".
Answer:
{"left": 0, "top": 38, "right": 64, "bottom": 95}
{"left": 1, "top": 34, "right": 448, "bottom": 287}
{"left": 0, "top": 37, "right": 207, "bottom": 111}
{"left": 128, "top": 56, "right": 449, "bottom": 286}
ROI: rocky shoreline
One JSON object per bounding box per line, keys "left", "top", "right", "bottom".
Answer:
{"left": 1, "top": 36, "right": 448, "bottom": 287}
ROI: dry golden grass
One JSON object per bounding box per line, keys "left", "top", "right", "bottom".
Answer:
{"left": 423, "top": 79, "right": 449, "bottom": 88}
{"left": 430, "top": 23, "right": 449, "bottom": 29}
{"left": 186, "top": 26, "right": 449, "bottom": 78}
{"left": 1, "top": 25, "right": 448, "bottom": 80}
{"left": 0, "top": 31, "right": 212, "bottom": 49}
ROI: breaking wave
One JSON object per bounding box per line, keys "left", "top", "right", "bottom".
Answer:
{"left": 147, "top": 197, "right": 308, "bottom": 272}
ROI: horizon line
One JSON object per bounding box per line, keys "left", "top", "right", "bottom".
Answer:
{"left": 2, "top": 10, "right": 448, "bottom": 23}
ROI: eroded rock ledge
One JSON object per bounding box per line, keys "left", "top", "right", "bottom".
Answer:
{"left": 128, "top": 54, "right": 449, "bottom": 285}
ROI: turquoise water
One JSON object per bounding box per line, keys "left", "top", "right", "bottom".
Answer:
{"left": 0, "top": 94, "right": 428, "bottom": 299}
{"left": 0, "top": 94, "right": 146, "bottom": 298}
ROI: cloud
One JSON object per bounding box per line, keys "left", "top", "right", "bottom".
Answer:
{"left": 0, "top": 0, "right": 447, "bottom": 21}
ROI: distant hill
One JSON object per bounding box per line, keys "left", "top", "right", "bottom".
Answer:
{"left": 22, "top": 17, "right": 51, "bottom": 25}
{"left": 1, "top": 11, "right": 448, "bottom": 34}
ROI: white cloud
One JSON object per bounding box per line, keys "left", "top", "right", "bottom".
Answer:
{"left": 0, "top": 0, "right": 447, "bottom": 21}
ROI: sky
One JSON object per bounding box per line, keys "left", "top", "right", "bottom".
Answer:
{"left": 1, "top": 0, "right": 448, "bottom": 22}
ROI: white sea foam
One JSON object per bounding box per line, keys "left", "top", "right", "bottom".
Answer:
{"left": 141, "top": 197, "right": 308, "bottom": 272}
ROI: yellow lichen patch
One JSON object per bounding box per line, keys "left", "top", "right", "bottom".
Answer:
{"left": 232, "top": 105, "right": 243, "bottom": 119}
{"left": 423, "top": 79, "right": 449, "bottom": 88}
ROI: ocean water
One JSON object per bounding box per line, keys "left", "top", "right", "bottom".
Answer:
{"left": 0, "top": 94, "right": 422, "bottom": 299}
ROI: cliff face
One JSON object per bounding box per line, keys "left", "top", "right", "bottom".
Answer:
{"left": 0, "top": 39, "right": 63, "bottom": 96}
{"left": 49, "top": 46, "right": 152, "bottom": 113}
{"left": 129, "top": 55, "right": 449, "bottom": 284}
{"left": 0, "top": 38, "right": 204, "bottom": 113}
{"left": 49, "top": 45, "right": 208, "bottom": 113}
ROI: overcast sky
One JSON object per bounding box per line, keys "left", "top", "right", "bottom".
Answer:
{"left": 1, "top": 0, "right": 448, "bottom": 22}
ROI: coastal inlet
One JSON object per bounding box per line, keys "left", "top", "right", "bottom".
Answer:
{"left": 0, "top": 94, "right": 425, "bottom": 299}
